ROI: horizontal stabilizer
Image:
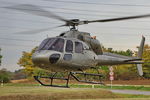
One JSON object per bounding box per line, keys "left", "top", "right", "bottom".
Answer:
{"left": 124, "top": 58, "right": 142, "bottom": 62}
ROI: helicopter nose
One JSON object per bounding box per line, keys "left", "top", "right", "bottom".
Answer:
{"left": 32, "top": 53, "right": 49, "bottom": 65}
{"left": 49, "top": 54, "right": 60, "bottom": 64}
{"left": 32, "top": 52, "right": 61, "bottom": 66}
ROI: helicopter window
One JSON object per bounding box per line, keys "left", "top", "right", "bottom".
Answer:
{"left": 38, "top": 38, "right": 53, "bottom": 50}
{"left": 63, "top": 54, "right": 72, "bottom": 61}
{"left": 38, "top": 38, "right": 64, "bottom": 52}
{"left": 48, "top": 38, "right": 64, "bottom": 52}
{"left": 75, "top": 42, "right": 83, "bottom": 53}
{"left": 66, "top": 40, "right": 73, "bottom": 53}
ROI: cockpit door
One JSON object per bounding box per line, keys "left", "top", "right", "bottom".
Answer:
{"left": 63, "top": 40, "right": 73, "bottom": 61}
{"left": 71, "top": 41, "right": 88, "bottom": 67}
{"left": 72, "top": 41, "right": 97, "bottom": 68}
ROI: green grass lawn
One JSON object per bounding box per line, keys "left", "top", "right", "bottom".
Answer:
{"left": 70, "top": 84, "right": 150, "bottom": 91}
{"left": 4, "top": 83, "right": 150, "bottom": 91}
{"left": 0, "top": 84, "right": 149, "bottom": 100}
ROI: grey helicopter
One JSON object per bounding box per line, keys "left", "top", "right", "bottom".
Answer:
{"left": 5, "top": 4, "right": 150, "bottom": 87}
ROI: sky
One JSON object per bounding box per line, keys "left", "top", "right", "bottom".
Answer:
{"left": 0, "top": 0, "right": 150, "bottom": 71}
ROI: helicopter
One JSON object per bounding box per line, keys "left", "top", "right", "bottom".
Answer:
{"left": 5, "top": 4, "right": 150, "bottom": 87}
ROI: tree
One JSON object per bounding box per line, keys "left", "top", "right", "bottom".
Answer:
{"left": 18, "top": 47, "right": 48, "bottom": 77}
{"left": 18, "top": 47, "right": 37, "bottom": 76}
{"left": 12, "top": 69, "right": 27, "bottom": 80}
{"left": 103, "top": 47, "right": 133, "bottom": 56}
{"left": 101, "top": 46, "right": 140, "bottom": 80}
{"left": 141, "top": 44, "right": 150, "bottom": 78}
{"left": 102, "top": 45, "right": 150, "bottom": 80}
{"left": 0, "top": 68, "right": 12, "bottom": 83}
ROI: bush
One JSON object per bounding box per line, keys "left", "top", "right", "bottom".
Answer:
{"left": 0, "top": 69, "right": 11, "bottom": 83}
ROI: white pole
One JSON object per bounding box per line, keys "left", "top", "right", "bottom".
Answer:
{"left": 92, "top": 84, "right": 94, "bottom": 88}
{"left": 1, "top": 79, "right": 3, "bottom": 87}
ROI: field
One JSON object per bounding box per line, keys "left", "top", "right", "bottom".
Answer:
{"left": 0, "top": 83, "right": 150, "bottom": 100}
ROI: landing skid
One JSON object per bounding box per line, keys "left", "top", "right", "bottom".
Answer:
{"left": 34, "top": 70, "right": 104, "bottom": 88}
{"left": 34, "top": 72, "right": 71, "bottom": 88}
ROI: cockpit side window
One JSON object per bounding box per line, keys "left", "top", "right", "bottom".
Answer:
{"left": 66, "top": 40, "right": 73, "bottom": 53}
{"left": 75, "top": 42, "right": 83, "bottom": 53}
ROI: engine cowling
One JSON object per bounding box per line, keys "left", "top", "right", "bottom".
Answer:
{"left": 83, "top": 36, "right": 103, "bottom": 55}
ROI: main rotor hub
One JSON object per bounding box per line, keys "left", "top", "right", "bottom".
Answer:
{"left": 70, "top": 19, "right": 80, "bottom": 22}
{"left": 67, "top": 19, "right": 80, "bottom": 30}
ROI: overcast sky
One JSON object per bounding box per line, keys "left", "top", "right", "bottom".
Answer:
{"left": 0, "top": 0, "right": 150, "bottom": 71}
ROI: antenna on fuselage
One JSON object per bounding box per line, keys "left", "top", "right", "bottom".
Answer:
{"left": 46, "top": 34, "right": 49, "bottom": 38}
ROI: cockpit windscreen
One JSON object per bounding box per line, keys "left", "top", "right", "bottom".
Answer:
{"left": 38, "top": 38, "right": 64, "bottom": 52}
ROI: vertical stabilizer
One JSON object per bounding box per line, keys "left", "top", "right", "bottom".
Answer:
{"left": 137, "top": 36, "right": 145, "bottom": 76}
{"left": 138, "top": 36, "right": 145, "bottom": 58}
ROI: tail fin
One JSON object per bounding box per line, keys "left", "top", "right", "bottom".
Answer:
{"left": 137, "top": 36, "right": 145, "bottom": 76}
{"left": 138, "top": 36, "right": 145, "bottom": 58}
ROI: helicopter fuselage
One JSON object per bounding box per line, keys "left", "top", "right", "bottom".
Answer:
{"left": 32, "top": 30, "right": 144, "bottom": 72}
{"left": 32, "top": 36, "right": 98, "bottom": 71}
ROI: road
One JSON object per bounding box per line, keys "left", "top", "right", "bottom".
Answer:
{"left": 110, "top": 89, "right": 150, "bottom": 95}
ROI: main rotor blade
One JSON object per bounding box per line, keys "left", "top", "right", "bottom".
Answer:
{"left": 14, "top": 25, "right": 63, "bottom": 34}
{"left": 15, "top": 28, "right": 51, "bottom": 34}
{"left": 4, "top": 4, "right": 68, "bottom": 22}
{"left": 87, "top": 14, "right": 150, "bottom": 23}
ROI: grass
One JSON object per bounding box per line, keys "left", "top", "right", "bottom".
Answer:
{"left": 0, "top": 86, "right": 120, "bottom": 100}
{"left": 3, "top": 83, "right": 150, "bottom": 91}
{"left": 70, "top": 84, "right": 150, "bottom": 91}
{"left": 0, "top": 83, "right": 149, "bottom": 100}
